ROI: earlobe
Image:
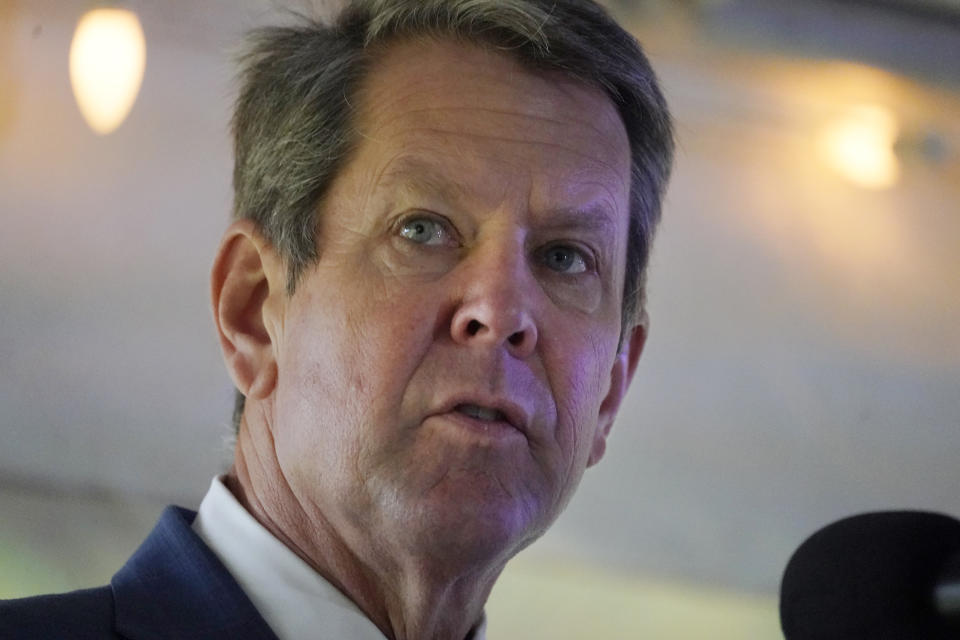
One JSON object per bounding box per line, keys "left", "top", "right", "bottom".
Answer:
{"left": 210, "top": 220, "right": 284, "bottom": 400}
{"left": 588, "top": 319, "right": 648, "bottom": 467}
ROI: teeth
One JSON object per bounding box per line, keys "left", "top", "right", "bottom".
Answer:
{"left": 457, "top": 404, "right": 503, "bottom": 421}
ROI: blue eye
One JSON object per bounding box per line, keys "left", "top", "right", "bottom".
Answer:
{"left": 543, "top": 245, "right": 588, "bottom": 274}
{"left": 398, "top": 216, "right": 449, "bottom": 246}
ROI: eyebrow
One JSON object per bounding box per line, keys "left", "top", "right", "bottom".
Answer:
{"left": 541, "top": 203, "right": 619, "bottom": 237}
{"left": 376, "top": 155, "right": 622, "bottom": 236}
{"left": 376, "top": 156, "right": 470, "bottom": 206}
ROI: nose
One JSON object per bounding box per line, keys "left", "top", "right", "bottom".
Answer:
{"left": 450, "top": 247, "right": 538, "bottom": 359}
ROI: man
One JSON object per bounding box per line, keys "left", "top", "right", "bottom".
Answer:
{"left": 0, "top": 0, "right": 673, "bottom": 638}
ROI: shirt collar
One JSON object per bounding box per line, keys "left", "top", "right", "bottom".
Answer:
{"left": 191, "top": 476, "right": 487, "bottom": 640}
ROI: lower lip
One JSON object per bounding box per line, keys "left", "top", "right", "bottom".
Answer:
{"left": 430, "top": 412, "right": 524, "bottom": 442}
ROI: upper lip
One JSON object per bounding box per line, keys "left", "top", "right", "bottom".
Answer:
{"left": 433, "top": 393, "right": 531, "bottom": 435}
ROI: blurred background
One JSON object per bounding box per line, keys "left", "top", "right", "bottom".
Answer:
{"left": 1, "top": 0, "right": 958, "bottom": 637}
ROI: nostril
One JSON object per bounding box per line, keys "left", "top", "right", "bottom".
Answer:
{"left": 508, "top": 331, "right": 524, "bottom": 346}
{"left": 466, "top": 319, "right": 483, "bottom": 336}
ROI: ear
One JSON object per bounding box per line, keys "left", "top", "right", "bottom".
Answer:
{"left": 210, "top": 219, "right": 285, "bottom": 402}
{"left": 587, "top": 315, "right": 648, "bottom": 467}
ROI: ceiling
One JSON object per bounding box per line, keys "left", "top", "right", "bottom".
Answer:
{"left": 1, "top": 0, "right": 958, "bottom": 594}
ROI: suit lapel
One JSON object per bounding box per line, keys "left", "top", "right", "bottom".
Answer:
{"left": 111, "top": 506, "right": 278, "bottom": 640}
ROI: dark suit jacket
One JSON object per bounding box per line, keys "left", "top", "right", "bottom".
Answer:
{"left": 0, "top": 506, "right": 279, "bottom": 639}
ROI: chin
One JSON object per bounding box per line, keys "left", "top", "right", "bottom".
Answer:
{"left": 392, "top": 479, "right": 548, "bottom": 568}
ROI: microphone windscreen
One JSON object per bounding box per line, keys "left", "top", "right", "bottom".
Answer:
{"left": 780, "top": 511, "right": 960, "bottom": 639}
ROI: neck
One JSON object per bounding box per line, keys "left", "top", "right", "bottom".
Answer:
{"left": 226, "top": 412, "right": 498, "bottom": 640}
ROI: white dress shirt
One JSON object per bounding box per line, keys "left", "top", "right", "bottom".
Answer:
{"left": 191, "top": 477, "right": 487, "bottom": 640}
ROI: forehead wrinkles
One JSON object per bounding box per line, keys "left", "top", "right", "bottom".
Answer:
{"left": 355, "top": 110, "right": 629, "bottom": 205}
{"left": 352, "top": 41, "right": 630, "bottom": 177}
{"left": 364, "top": 145, "right": 627, "bottom": 232}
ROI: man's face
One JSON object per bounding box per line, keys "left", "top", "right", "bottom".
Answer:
{"left": 268, "top": 39, "right": 636, "bottom": 563}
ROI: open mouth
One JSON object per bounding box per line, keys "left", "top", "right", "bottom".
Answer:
{"left": 455, "top": 403, "right": 506, "bottom": 423}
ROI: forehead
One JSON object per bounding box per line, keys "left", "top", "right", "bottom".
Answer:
{"left": 358, "top": 38, "right": 625, "bottom": 133}
{"left": 349, "top": 37, "right": 631, "bottom": 215}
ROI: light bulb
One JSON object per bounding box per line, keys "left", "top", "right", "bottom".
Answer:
{"left": 817, "top": 104, "right": 900, "bottom": 190}
{"left": 69, "top": 8, "right": 146, "bottom": 135}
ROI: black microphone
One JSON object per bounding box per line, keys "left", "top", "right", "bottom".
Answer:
{"left": 780, "top": 511, "right": 960, "bottom": 639}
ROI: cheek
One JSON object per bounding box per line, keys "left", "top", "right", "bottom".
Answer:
{"left": 278, "top": 265, "right": 439, "bottom": 430}
{"left": 273, "top": 321, "right": 364, "bottom": 470}
{"left": 548, "top": 329, "right": 614, "bottom": 459}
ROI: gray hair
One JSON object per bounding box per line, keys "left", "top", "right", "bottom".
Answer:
{"left": 229, "top": 0, "right": 674, "bottom": 431}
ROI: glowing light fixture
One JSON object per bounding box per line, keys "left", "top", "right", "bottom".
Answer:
{"left": 69, "top": 8, "right": 146, "bottom": 135}
{"left": 817, "top": 104, "right": 900, "bottom": 190}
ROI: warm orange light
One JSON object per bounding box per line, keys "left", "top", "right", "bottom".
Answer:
{"left": 69, "top": 8, "right": 146, "bottom": 135}
{"left": 817, "top": 104, "right": 900, "bottom": 189}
